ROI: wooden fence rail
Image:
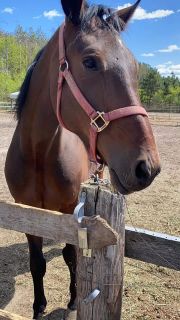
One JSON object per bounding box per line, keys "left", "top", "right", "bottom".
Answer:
{"left": 125, "top": 226, "right": 180, "bottom": 271}
{"left": 0, "top": 310, "right": 29, "bottom": 320}
{"left": 0, "top": 201, "right": 117, "bottom": 249}
{"left": 0, "top": 201, "right": 179, "bottom": 270}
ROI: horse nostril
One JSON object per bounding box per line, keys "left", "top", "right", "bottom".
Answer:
{"left": 135, "top": 161, "right": 151, "bottom": 183}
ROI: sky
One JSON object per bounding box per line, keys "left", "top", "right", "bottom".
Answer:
{"left": 0, "top": 0, "right": 180, "bottom": 78}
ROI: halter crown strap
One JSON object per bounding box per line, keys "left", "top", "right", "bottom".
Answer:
{"left": 57, "top": 23, "right": 148, "bottom": 163}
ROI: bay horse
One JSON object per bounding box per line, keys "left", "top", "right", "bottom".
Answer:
{"left": 5, "top": 0, "right": 161, "bottom": 318}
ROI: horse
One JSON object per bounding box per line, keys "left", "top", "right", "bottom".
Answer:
{"left": 5, "top": 0, "right": 161, "bottom": 318}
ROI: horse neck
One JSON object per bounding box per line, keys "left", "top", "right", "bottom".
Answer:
{"left": 18, "top": 30, "right": 60, "bottom": 158}
{"left": 17, "top": 26, "right": 89, "bottom": 176}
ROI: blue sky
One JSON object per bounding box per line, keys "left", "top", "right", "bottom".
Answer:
{"left": 0, "top": 0, "right": 180, "bottom": 77}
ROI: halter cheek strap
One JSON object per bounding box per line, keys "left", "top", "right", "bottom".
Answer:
{"left": 56, "top": 23, "right": 148, "bottom": 163}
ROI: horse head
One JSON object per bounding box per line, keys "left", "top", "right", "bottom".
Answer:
{"left": 58, "top": 0, "right": 161, "bottom": 194}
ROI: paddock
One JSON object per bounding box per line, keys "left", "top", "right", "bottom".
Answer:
{"left": 0, "top": 111, "right": 179, "bottom": 320}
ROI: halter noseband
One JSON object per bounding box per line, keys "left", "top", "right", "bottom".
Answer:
{"left": 56, "top": 23, "right": 148, "bottom": 163}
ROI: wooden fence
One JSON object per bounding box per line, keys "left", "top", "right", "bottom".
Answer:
{"left": 0, "top": 310, "right": 29, "bottom": 320}
{"left": 149, "top": 112, "right": 180, "bottom": 126}
{"left": 146, "top": 105, "right": 180, "bottom": 113}
{"left": 0, "top": 183, "right": 179, "bottom": 319}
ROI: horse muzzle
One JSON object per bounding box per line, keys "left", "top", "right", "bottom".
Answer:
{"left": 109, "top": 160, "right": 161, "bottom": 195}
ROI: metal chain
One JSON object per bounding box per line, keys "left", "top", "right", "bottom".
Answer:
{"left": 89, "top": 174, "right": 111, "bottom": 186}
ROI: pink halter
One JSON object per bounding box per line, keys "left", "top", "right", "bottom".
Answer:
{"left": 56, "top": 23, "right": 148, "bottom": 163}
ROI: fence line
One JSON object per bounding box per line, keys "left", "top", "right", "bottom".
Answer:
{"left": 146, "top": 105, "right": 180, "bottom": 113}
{"left": 0, "top": 200, "right": 179, "bottom": 271}
{"left": 0, "top": 184, "right": 180, "bottom": 320}
{"left": 0, "top": 102, "right": 180, "bottom": 113}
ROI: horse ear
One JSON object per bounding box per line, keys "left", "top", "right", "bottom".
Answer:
{"left": 116, "top": 0, "right": 141, "bottom": 29}
{"left": 61, "top": 0, "right": 85, "bottom": 25}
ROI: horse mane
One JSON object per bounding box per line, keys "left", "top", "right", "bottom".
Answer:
{"left": 81, "top": 4, "right": 124, "bottom": 33}
{"left": 15, "top": 47, "right": 45, "bottom": 120}
{"left": 15, "top": 3, "right": 123, "bottom": 121}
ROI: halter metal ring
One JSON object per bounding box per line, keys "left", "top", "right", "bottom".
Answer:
{"left": 90, "top": 112, "right": 110, "bottom": 132}
{"left": 59, "top": 60, "right": 69, "bottom": 72}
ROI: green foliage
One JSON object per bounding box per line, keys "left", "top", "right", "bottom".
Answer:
{"left": 0, "top": 26, "right": 47, "bottom": 101}
{"left": 139, "top": 63, "right": 180, "bottom": 108}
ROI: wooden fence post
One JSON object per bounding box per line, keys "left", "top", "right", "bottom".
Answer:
{"left": 76, "top": 184, "right": 125, "bottom": 320}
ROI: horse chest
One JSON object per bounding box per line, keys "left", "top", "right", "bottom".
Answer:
{"left": 5, "top": 133, "right": 86, "bottom": 213}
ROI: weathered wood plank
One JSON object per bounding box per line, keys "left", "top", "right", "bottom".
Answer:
{"left": 76, "top": 185, "right": 125, "bottom": 320}
{"left": 1, "top": 201, "right": 179, "bottom": 270}
{"left": 0, "top": 201, "right": 118, "bottom": 249}
{"left": 0, "top": 310, "right": 29, "bottom": 320}
{"left": 125, "top": 226, "right": 180, "bottom": 271}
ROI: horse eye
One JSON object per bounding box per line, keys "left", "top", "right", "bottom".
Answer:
{"left": 83, "top": 57, "right": 98, "bottom": 71}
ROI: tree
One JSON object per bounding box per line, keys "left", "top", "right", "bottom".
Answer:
{"left": 0, "top": 26, "right": 47, "bottom": 101}
{"left": 139, "top": 64, "right": 161, "bottom": 106}
{"left": 138, "top": 63, "right": 180, "bottom": 108}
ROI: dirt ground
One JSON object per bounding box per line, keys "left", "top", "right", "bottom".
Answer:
{"left": 0, "top": 111, "right": 179, "bottom": 320}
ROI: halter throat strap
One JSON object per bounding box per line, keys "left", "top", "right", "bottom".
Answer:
{"left": 56, "top": 23, "right": 148, "bottom": 163}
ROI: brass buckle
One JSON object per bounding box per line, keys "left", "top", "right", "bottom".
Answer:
{"left": 90, "top": 112, "right": 109, "bottom": 132}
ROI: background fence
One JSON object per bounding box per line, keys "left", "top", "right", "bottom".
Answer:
{"left": 0, "top": 102, "right": 180, "bottom": 113}
{"left": 145, "top": 105, "right": 180, "bottom": 113}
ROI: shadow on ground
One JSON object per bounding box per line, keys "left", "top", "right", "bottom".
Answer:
{"left": 0, "top": 239, "right": 62, "bottom": 310}
{"left": 43, "top": 308, "right": 77, "bottom": 320}
{"left": 43, "top": 308, "right": 66, "bottom": 320}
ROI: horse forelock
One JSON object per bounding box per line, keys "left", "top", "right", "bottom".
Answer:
{"left": 80, "top": 3, "right": 124, "bottom": 33}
